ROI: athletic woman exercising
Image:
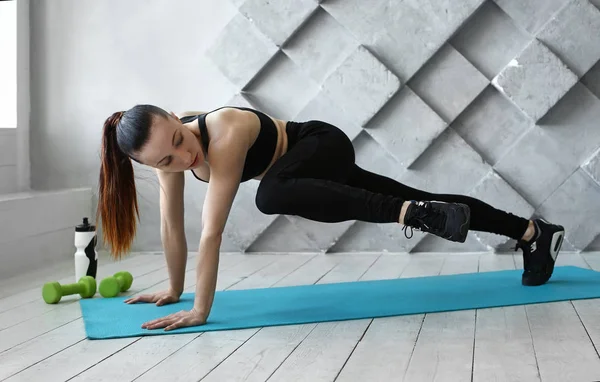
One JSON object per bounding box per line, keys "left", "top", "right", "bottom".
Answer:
{"left": 97, "top": 104, "right": 565, "bottom": 332}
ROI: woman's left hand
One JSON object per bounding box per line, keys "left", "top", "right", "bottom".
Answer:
{"left": 141, "top": 307, "right": 207, "bottom": 331}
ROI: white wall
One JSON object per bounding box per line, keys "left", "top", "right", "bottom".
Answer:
{"left": 0, "top": 0, "right": 17, "bottom": 129}
{"left": 0, "top": 129, "right": 17, "bottom": 194}
{"left": 29, "top": 0, "right": 242, "bottom": 251}
{"left": 16, "top": 0, "right": 31, "bottom": 192}
{"left": 0, "top": 1, "right": 18, "bottom": 193}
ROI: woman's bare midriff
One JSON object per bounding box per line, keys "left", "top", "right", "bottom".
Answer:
{"left": 253, "top": 116, "right": 289, "bottom": 181}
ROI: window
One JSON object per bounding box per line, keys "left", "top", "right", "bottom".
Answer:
{"left": 0, "top": 0, "right": 17, "bottom": 128}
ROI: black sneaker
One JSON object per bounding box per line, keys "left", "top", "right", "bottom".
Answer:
{"left": 402, "top": 200, "right": 471, "bottom": 243}
{"left": 515, "top": 218, "right": 565, "bottom": 286}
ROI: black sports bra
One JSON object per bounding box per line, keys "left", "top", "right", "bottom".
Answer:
{"left": 179, "top": 106, "right": 279, "bottom": 183}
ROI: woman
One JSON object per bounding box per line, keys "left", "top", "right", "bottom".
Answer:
{"left": 97, "top": 104, "right": 565, "bottom": 332}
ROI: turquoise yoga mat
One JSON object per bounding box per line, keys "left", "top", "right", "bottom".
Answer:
{"left": 80, "top": 266, "right": 600, "bottom": 340}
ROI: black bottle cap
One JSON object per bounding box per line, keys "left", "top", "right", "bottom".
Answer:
{"left": 76, "top": 217, "right": 96, "bottom": 232}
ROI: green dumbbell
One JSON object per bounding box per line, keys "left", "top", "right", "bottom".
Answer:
{"left": 42, "top": 276, "right": 97, "bottom": 304}
{"left": 99, "top": 271, "right": 133, "bottom": 298}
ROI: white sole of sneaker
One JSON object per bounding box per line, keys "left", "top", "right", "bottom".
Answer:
{"left": 550, "top": 230, "right": 564, "bottom": 261}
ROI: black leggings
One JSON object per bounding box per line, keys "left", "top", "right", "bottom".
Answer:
{"left": 255, "top": 120, "right": 530, "bottom": 241}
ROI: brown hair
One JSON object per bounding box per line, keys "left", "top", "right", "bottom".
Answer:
{"left": 96, "top": 105, "right": 171, "bottom": 259}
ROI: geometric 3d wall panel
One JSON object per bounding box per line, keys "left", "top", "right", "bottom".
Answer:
{"left": 204, "top": 0, "right": 600, "bottom": 253}
{"left": 492, "top": 39, "right": 578, "bottom": 122}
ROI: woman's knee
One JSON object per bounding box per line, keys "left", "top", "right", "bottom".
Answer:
{"left": 255, "top": 177, "right": 289, "bottom": 215}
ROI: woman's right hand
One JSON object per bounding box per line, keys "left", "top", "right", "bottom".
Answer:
{"left": 124, "top": 288, "right": 181, "bottom": 306}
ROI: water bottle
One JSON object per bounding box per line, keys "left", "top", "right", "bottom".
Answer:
{"left": 74, "top": 217, "right": 98, "bottom": 282}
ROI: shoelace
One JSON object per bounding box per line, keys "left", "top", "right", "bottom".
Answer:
{"left": 401, "top": 202, "right": 447, "bottom": 239}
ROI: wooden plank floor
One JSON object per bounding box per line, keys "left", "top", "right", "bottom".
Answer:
{"left": 1, "top": 251, "right": 600, "bottom": 382}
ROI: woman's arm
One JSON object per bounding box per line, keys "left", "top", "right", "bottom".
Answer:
{"left": 139, "top": 108, "right": 253, "bottom": 330}
{"left": 192, "top": 110, "right": 250, "bottom": 319}
{"left": 156, "top": 169, "right": 188, "bottom": 295}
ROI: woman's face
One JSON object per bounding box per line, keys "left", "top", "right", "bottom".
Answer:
{"left": 137, "top": 112, "right": 205, "bottom": 172}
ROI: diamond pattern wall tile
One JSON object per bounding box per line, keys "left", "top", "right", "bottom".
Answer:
{"left": 414, "top": 0, "right": 488, "bottom": 32}
{"left": 228, "top": 0, "right": 246, "bottom": 8}
{"left": 352, "top": 130, "right": 404, "bottom": 183}
{"left": 452, "top": 85, "right": 533, "bottom": 166}
{"left": 365, "top": 0, "right": 486, "bottom": 82}
{"left": 492, "top": 39, "right": 579, "bottom": 122}
{"left": 365, "top": 31, "right": 427, "bottom": 84}
{"left": 467, "top": 170, "right": 535, "bottom": 250}
{"left": 398, "top": 128, "right": 493, "bottom": 195}
{"left": 536, "top": 0, "right": 600, "bottom": 77}
{"left": 320, "top": 0, "right": 389, "bottom": 40}
{"left": 294, "top": 91, "right": 362, "bottom": 142}
{"left": 321, "top": 45, "right": 401, "bottom": 127}
{"left": 365, "top": 87, "right": 448, "bottom": 169}
{"left": 284, "top": 217, "right": 354, "bottom": 253}
{"left": 537, "top": 83, "right": 600, "bottom": 167}
{"left": 329, "top": 221, "right": 427, "bottom": 253}
{"left": 556, "top": 236, "right": 578, "bottom": 252}
{"left": 226, "top": 92, "right": 255, "bottom": 108}
{"left": 493, "top": 0, "right": 569, "bottom": 34}
{"left": 245, "top": 215, "right": 319, "bottom": 252}
{"left": 537, "top": 168, "right": 600, "bottom": 249}
{"left": 408, "top": 44, "right": 489, "bottom": 123}
{"left": 239, "top": 0, "right": 318, "bottom": 47}
{"left": 242, "top": 52, "right": 320, "bottom": 120}
{"left": 583, "top": 148, "right": 600, "bottom": 184}
{"left": 283, "top": 7, "right": 359, "bottom": 83}
{"left": 494, "top": 126, "right": 577, "bottom": 208}
{"left": 582, "top": 61, "right": 600, "bottom": 98}
{"left": 394, "top": 0, "right": 486, "bottom": 37}
{"left": 585, "top": 234, "right": 600, "bottom": 251}
{"left": 206, "top": 13, "right": 278, "bottom": 89}
{"left": 411, "top": 232, "right": 488, "bottom": 253}
{"left": 451, "top": 1, "right": 532, "bottom": 80}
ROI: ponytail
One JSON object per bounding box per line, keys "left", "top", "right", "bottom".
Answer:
{"left": 96, "top": 111, "right": 140, "bottom": 260}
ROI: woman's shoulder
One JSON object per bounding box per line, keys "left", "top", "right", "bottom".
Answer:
{"left": 205, "top": 108, "right": 262, "bottom": 135}
{"left": 177, "top": 105, "right": 271, "bottom": 121}
{"left": 178, "top": 106, "right": 263, "bottom": 144}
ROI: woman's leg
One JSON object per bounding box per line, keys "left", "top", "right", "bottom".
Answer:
{"left": 346, "top": 164, "right": 566, "bottom": 287}
{"left": 343, "top": 154, "right": 565, "bottom": 287}
{"left": 256, "top": 121, "right": 401, "bottom": 223}
{"left": 258, "top": 120, "right": 564, "bottom": 286}
{"left": 345, "top": 164, "right": 531, "bottom": 241}
{"left": 256, "top": 120, "right": 470, "bottom": 242}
